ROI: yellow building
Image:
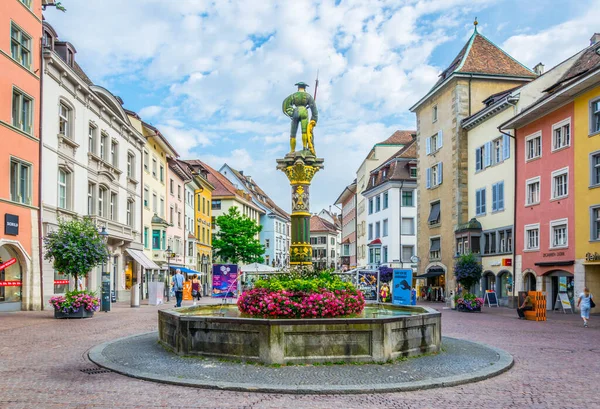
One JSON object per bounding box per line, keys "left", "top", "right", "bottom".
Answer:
{"left": 195, "top": 167, "right": 214, "bottom": 276}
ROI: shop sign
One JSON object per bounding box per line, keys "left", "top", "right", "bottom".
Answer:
{"left": 0, "top": 280, "right": 21, "bottom": 287}
{"left": 543, "top": 251, "right": 565, "bottom": 258}
{"left": 502, "top": 258, "right": 512, "bottom": 266}
{"left": 586, "top": 252, "right": 600, "bottom": 262}
{"left": 0, "top": 258, "right": 17, "bottom": 271}
{"left": 4, "top": 214, "right": 18, "bottom": 236}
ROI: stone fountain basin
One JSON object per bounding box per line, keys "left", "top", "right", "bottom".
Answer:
{"left": 158, "top": 304, "right": 441, "bottom": 365}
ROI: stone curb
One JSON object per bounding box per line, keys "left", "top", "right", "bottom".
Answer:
{"left": 88, "top": 333, "right": 514, "bottom": 395}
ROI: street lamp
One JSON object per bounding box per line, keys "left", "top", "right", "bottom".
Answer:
{"left": 99, "top": 226, "right": 110, "bottom": 312}
{"left": 166, "top": 245, "right": 172, "bottom": 302}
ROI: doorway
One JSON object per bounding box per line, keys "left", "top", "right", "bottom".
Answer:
{"left": 523, "top": 272, "right": 536, "bottom": 292}
{"left": 549, "top": 271, "right": 574, "bottom": 311}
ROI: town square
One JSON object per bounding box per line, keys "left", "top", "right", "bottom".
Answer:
{"left": 1, "top": 1, "right": 599, "bottom": 408}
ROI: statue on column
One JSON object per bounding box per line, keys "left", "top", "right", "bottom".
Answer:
{"left": 282, "top": 82, "right": 318, "bottom": 155}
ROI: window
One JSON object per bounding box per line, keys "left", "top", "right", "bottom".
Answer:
{"left": 160, "top": 165, "right": 164, "bottom": 182}
{"left": 402, "top": 190, "right": 414, "bottom": 206}
{"left": 402, "top": 246, "right": 414, "bottom": 262}
{"left": 426, "top": 163, "right": 442, "bottom": 188}
{"left": 58, "top": 169, "right": 69, "bottom": 209}
{"left": 58, "top": 103, "right": 71, "bottom": 138}
{"left": 375, "top": 222, "right": 380, "bottom": 238}
{"left": 152, "top": 193, "right": 157, "bottom": 213}
{"left": 483, "top": 232, "right": 497, "bottom": 254}
{"left": 368, "top": 198, "right": 373, "bottom": 214}
{"left": 110, "top": 193, "right": 117, "bottom": 220}
{"left": 401, "top": 218, "right": 414, "bottom": 235}
{"left": 11, "top": 24, "right": 31, "bottom": 69}
{"left": 170, "top": 207, "right": 174, "bottom": 224}
{"left": 368, "top": 224, "right": 373, "bottom": 240}
{"left": 432, "top": 105, "right": 438, "bottom": 122}
{"left": 143, "top": 187, "right": 149, "bottom": 207}
{"left": 524, "top": 224, "right": 540, "bottom": 250}
{"left": 127, "top": 153, "right": 135, "bottom": 178}
{"left": 492, "top": 182, "right": 504, "bottom": 212}
{"left": 383, "top": 192, "right": 389, "bottom": 209}
{"left": 591, "top": 206, "right": 600, "bottom": 241}
{"left": 212, "top": 200, "right": 221, "bottom": 210}
{"left": 177, "top": 185, "right": 181, "bottom": 200}
{"left": 160, "top": 198, "right": 165, "bottom": 217}
{"left": 110, "top": 141, "right": 118, "bottom": 167}
{"left": 143, "top": 151, "right": 149, "bottom": 171}
{"left": 342, "top": 244, "right": 350, "bottom": 256}
{"left": 152, "top": 159, "right": 157, "bottom": 178}
{"left": 375, "top": 196, "right": 381, "bottom": 212}
{"left": 11, "top": 89, "right": 32, "bottom": 134}
{"left": 590, "top": 152, "right": 600, "bottom": 187}
{"left": 369, "top": 247, "right": 381, "bottom": 265}
{"left": 428, "top": 201, "right": 441, "bottom": 225}
{"left": 98, "top": 187, "right": 107, "bottom": 217}
{"left": 475, "top": 188, "right": 486, "bottom": 216}
{"left": 426, "top": 131, "right": 443, "bottom": 154}
{"left": 20, "top": 0, "right": 32, "bottom": 9}
{"left": 87, "top": 183, "right": 95, "bottom": 215}
{"left": 592, "top": 99, "right": 600, "bottom": 134}
{"left": 170, "top": 179, "right": 174, "bottom": 195}
{"left": 552, "top": 119, "right": 571, "bottom": 151}
{"left": 100, "top": 133, "right": 108, "bottom": 160}
{"left": 188, "top": 242, "right": 193, "bottom": 255}
{"left": 550, "top": 219, "right": 568, "bottom": 248}
{"left": 318, "top": 237, "right": 327, "bottom": 244}
{"left": 410, "top": 167, "right": 417, "bottom": 178}
{"left": 202, "top": 197, "right": 206, "bottom": 214}
{"left": 88, "top": 125, "right": 97, "bottom": 154}
{"left": 177, "top": 212, "right": 181, "bottom": 228}
{"left": 382, "top": 219, "right": 388, "bottom": 237}
{"left": 551, "top": 168, "right": 568, "bottom": 199}
{"left": 144, "top": 227, "right": 149, "bottom": 248}
{"left": 152, "top": 230, "right": 161, "bottom": 250}
{"left": 10, "top": 159, "right": 31, "bottom": 204}
{"left": 429, "top": 238, "right": 441, "bottom": 260}
{"left": 475, "top": 145, "right": 485, "bottom": 171}
{"left": 382, "top": 246, "right": 388, "bottom": 263}
{"left": 526, "top": 133, "right": 542, "bottom": 160}
{"left": 126, "top": 200, "right": 133, "bottom": 227}
{"left": 331, "top": 237, "right": 335, "bottom": 246}
{"left": 526, "top": 177, "right": 540, "bottom": 206}
{"left": 494, "top": 138, "right": 502, "bottom": 164}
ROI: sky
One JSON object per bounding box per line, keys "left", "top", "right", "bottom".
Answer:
{"left": 44, "top": 0, "right": 599, "bottom": 214}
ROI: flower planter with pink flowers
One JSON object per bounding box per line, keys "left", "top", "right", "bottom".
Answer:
{"left": 49, "top": 290, "right": 100, "bottom": 319}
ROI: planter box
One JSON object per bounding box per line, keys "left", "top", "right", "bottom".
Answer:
{"left": 54, "top": 308, "right": 94, "bottom": 319}
{"left": 457, "top": 304, "right": 481, "bottom": 313}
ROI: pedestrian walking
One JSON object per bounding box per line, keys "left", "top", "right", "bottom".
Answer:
{"left": 172, "top": 269, "right": 184, "bottom": 308}
{"left": 577, "top": 287, "right": 594, "bottom": 328}
{"left": 191, "top": 274, "right": 202, "bottom": 305}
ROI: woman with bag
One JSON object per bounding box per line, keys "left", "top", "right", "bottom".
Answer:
{"left": 191, "top": 274, "right": 202, "bottom": 305}
{"left": 577, "top": 287, "right": 595, "bottom": 328}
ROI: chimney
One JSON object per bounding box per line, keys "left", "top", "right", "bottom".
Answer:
{"left": 591, "top": 33, "right": 600, "bottom": 46}
{"left": 533, "top": 63, "right": 544, "bottom": 76}
{"left": 239, "top": 170, "right": 244, "bottom": 176}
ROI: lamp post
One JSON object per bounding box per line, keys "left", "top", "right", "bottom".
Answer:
{"left": 99, "top": 226, "right": 110, "bottom": 312}
{"left": 166, "top": 245, "right": 172, "bottom": 302}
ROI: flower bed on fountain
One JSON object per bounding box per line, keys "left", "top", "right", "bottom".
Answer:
{"left": 238, "top": 273, "right": 365, "bottom": 318}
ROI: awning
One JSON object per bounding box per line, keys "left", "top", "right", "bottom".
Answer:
{"left": 416, "top": 270, "right": 445, "bottom": 279}
{"left": 368, "top": 238, "right": 382, "bottom": 246}
{"left": 428, "top": 202, "right": 440, "bottom": 223}
{"left": 169, "top": 266, "right": 203, "bottom": 275}
{"left": 430, "top": 239, "right": 441, "bottom": 252}
{"left": 126, "top": 249, "right": 160, "bottom": 270}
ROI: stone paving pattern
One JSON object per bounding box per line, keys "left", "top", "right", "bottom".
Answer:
{"left": 1, "top": 299, "right": 599, "bottom": 408}
{"left": 96, "top": 334, "right": 507, "bottom": 390}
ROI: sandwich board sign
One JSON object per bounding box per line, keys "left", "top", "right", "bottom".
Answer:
{"left": 484, "top": 290, "right": 498, "bottom": 307}
{"left": 554, "top": 292, "right": 573, "bottom": 313}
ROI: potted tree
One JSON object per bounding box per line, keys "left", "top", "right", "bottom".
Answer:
{"left": 44, "top": 218, "right": 110, "bottom": 318}
{"left": 453, "top": 253, "right": 484, "bottom": 312}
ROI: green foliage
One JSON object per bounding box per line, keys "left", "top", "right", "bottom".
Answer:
{"left": 43, "top": 218, "right": 109, "bottom": 279}
{"left": 213, "top": 207, "right": 265, "bottom": 264}
{"left": 453, "top": 252, "right": 483, "bottom": 290}
{"left": 254, "top": 271, "right": 355, "bottom": 292}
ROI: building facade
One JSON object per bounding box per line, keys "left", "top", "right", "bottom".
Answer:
{"left": 310, "top": 215, "right": 339, "bottom": 270}
{"left": 41, "top": 23, "right": 146, "bottom": 303}
{"left": 355, "top": 131, "right": 415, "bottom": 267}
{"left": 166, "top": 158, "right": 187, "bottom": 271}
{"left": 0, "top": 0, "right": 43, "bottom": 311}
{"left": 362, "top": 139, "right": 418, "bottom": 271}
{"left": 410, "top": 25, "right": 536, "bottom": 296}
{"left": 334, "top": 180, "right": 356, "bottom": 271}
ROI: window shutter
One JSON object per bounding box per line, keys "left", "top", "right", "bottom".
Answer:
{"left": 492, "top": 184, "right": 497, "bottom": 211}
{"left": 484, "top": 142, "right": 492, "bottom": 167}
{"left": 437, "top": 130, "right": 443, "bottom": 149}
{"left": 426, "top": 137, "right": 431, "bottom": 155}
{"left": 475, "top": 147, "right": 481, "bottom": 171}
{"left": 503, "top": 134, "right": 510, "bottom": 160}
{"left": 437, "top": 162, "right": 443, "bottom": 185}
{"left": 482, "top": 188, "right": 486, "bottom": 213}
{"left": 426, "top": 167, "right": 431, "bottom": 189}
{"left": 499, "top": 182, "right": 504, "bottom": 209}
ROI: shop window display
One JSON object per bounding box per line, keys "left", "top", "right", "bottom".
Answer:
{"left": 0, "top": 246, "right": 22, "bottom": 304}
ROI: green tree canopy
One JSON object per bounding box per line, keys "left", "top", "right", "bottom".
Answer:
{"left": 213, "top": 207, "right": 265, "bottom": 264}
{"left": 43, "top": 218, "right": 110, "bottom": 281}
{"left": 453, "top": 252, "right": 483, "bottom": 292}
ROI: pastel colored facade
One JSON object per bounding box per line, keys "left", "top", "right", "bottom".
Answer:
{"left": 362, "top": 139, "right": 418, "bottom": 271}
{"left": 219, "top": 165, "right": 290, "bottom": 267}
{"left": 40, "top": 23, "right": 146, "bottom": 304}
{"left": 317, "top": 209, "right": 341, "bottom": 269}
{"left": 355, "top": 131, "right": 414, "bottom": 267}
{"left": 166, "top": 158, "right": 187, "bottom": 270}
{"left": 0, "top": 0, "right": 42, "bottom": 311}
{"left": 334, "top": 180, "right": 356, "bottom": 270}
{"left": 310, "top": 215, "right": 339, "bottom": 270}
{"left": 410, "top": 26, "right": 535, "bottom": 296}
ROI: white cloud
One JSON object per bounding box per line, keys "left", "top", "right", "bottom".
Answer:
{"left": 138, "top": 105, "right": 162, "bottom": 118}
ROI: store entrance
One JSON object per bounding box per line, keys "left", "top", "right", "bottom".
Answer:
{"left": 550, "top": 271, "right": 574, "bottom": 311}
{"left": 0, "top": 245, "right": 23, "bottom": 312}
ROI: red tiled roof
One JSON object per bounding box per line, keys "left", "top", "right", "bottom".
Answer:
{"left": 186, "top": 160, "right": 238, "bottom": 197}
{"left": 549, "top": 42, "right": 600, "bottom": 91}
{"left": 310, "top": 215, "right": 338, "bottom": 233}
{"left": 378, "top": 130, "right": 416, "bottom": 145}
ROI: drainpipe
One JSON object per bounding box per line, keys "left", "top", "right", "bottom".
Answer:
{"left": 37, "top": 42, "right": 45, "bottom": 310}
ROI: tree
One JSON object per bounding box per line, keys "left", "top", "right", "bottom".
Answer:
{"left": 44, "top": 218, "right": 110, "bottom": 284}
{"left": 453, "top": 252, "right": 483, "bottom": 292}
{"left": 213, "top": 207, "right": 265, "bottom": 264}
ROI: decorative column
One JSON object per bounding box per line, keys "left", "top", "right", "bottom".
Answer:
{"left": 277, "top": 152, "right": 324, "bottom": 267}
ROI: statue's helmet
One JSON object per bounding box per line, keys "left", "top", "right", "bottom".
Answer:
{"left": 295, "top": 82, "right": 309, "bottom": 89}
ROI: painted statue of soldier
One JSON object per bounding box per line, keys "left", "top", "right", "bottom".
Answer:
{"left": 282, "top": 82, "right": 318, "bottom": 155}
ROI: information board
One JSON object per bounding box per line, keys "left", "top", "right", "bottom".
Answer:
{"left": 357, "top": 270, "right": 378, "bottom": 301}
{"left": 392, "top": 269, "right": 413, "bottom": 306}
{"left": 484, "top": 291, "right": 498, "bottom": 307}
{"left": 212, "top": 264, "right": 238, "bottom": 298}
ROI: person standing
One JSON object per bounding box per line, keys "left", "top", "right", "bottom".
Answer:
{"left": 517, "top": 294, "right": 533, "bottom": 319}
{"left": 172, "top": 269, "right": 184, "bottom": 308}
{"left": 577, "top": 287, "right": 594, "bottom": 328}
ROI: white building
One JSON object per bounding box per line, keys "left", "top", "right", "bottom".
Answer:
{"left": 310, "top": 215, "right": 340, "bottom": 270}
{"left": 41, "top": 23, "right": 148, "bottom": 302}
{"left": 362, "top": 139, "right": 418, "bottom": 270}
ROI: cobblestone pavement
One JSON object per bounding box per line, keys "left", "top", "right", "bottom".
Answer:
{"left": 1, "top": 299, "right": 599, "bottom": 409}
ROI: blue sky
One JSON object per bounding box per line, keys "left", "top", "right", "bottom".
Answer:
{"left": 44, "top": 0, "right": 598, "bottom": 213}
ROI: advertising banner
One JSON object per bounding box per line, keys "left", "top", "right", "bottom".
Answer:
{"left": 212, "top": 264, "right": 238, "bottom": 298}
{"left": 392, "top": 269, "right": 413, "bottom": 305}
{"left": 357, "top": 270, "right": 378, "bottom": 301}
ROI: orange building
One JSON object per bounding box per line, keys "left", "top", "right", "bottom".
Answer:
{"left": 0, "top": 0, "right": 44, "bottom": 311}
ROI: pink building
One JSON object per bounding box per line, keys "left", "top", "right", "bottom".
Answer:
{"left": 166, "top": 158, "right": 187, "bottom": 271}
{"left": 512, "top": 102, "right": 575, "bottom": 307}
